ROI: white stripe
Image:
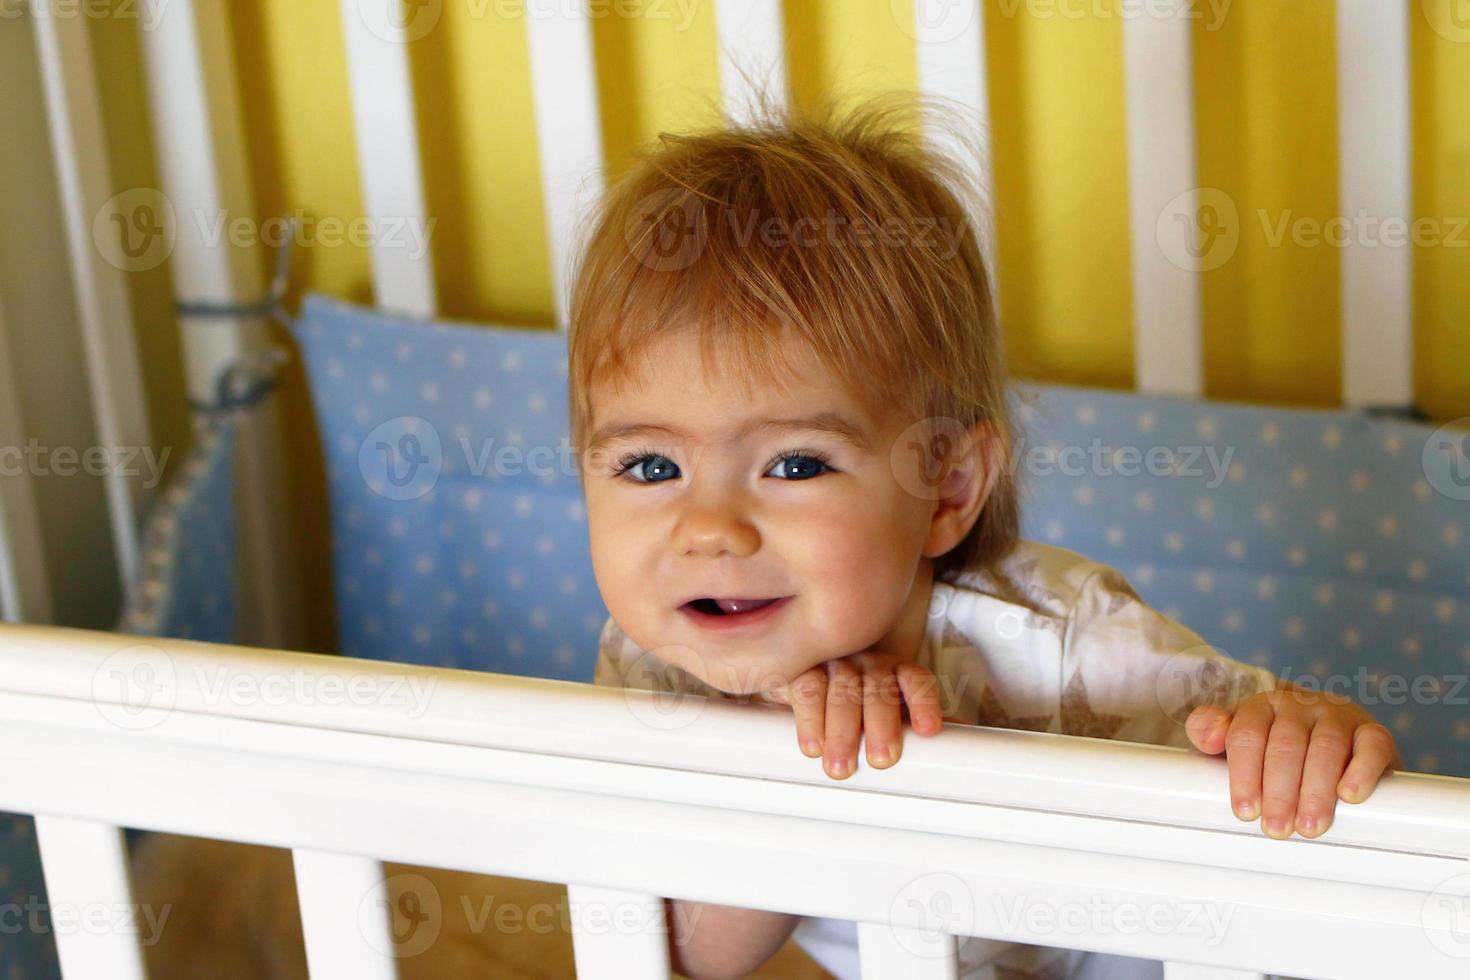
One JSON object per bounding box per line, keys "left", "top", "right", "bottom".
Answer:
{"left": 1122, "top": 4, "right": 1203, "bottom": 397}
{"left": 1337, "top": 0, "right": 1413, "bottom": 409}
{"left": 32, "top": 3, "right": 150, "bottom": 585}
{"left": 139, "top": 0, "right": 302, "bottom": 648}
{"left": 34, "top": 816, "right": 147, "bottom": 979}
{"left": 858, "top": 921, "right": 958, "bottom": 977}
{"left": 526, "top": 0, "right": 607, "bottom": 330}
{"left": 339, "top": 0, "right": 438, "bottom": 317}
{"left": 1163, "top": 964, "right": 1265, "bottom": 980}
{"left": 568, "top": 885, "right": 671, "bottom": 977}
{"left": 716, "top": 0, "right": 788, "bottom": 124}
{"left": 293, "top": 849, "right": 399, "bottom": 978}
{"left": 0, "top": 292, "right": 53, "bottom": 625}
{"left": 913, "top": 0, "right": 999, "bottom": 311}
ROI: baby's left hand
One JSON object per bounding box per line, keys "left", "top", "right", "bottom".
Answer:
{"left": 1184, "top": 687, "right": 1403, "bottom": 840}
{"left": 770, "top": 652, "right": 948, "bottom": 780}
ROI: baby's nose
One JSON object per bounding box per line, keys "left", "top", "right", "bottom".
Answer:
{"left": 672, "top": 504, "right": 760, "bottom": 558}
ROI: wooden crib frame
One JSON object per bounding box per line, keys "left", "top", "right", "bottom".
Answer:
{"left": 0, "top": 1, "right": 1457, "bottom": 977}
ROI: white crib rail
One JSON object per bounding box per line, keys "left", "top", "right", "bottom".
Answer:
{"left": 1, "top": 623, "right": 1467, "bottom": 979}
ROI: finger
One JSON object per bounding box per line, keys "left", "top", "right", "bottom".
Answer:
{"left": 823, "top": 660, "right": 863, "bottom": 780}
{"left": 1222, "top": 695, "right": 1276, "bottom": 824}
{"left": 1292, "top": 716, "right": 1353, "bottom": 838}
{"left": 862, "top": 668, "right": 903, "bottom": 769}
{"left": 786, "top": 668, "right": 827, "bottom": 758}
{"left": 895, "top": 663, "right": 943, "bottom": 736}
{"left": 1184, "top": 704, "right": 1232, "bottom": 755}
{"left": 1337, "top": 723, "right": 1398, "bottom": 804}
{"left": 1258, "top": 706, "right": 1311, "bottom": 840}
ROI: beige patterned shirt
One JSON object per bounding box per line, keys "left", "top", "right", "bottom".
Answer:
{"left": 592, "top": 538, "right": 1280, "bottom": 980}
{"left": 593, "top": 538, "right": 1278, "bottom": 748}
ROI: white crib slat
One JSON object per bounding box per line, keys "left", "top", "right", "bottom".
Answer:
{"left": 338, "top": 0, "right": 437, "bottom": 317}
{"left": 0, "top": 293, "right": 53, "bottom": 625}
{"left": 1164, "top": 964, "right": 1265, "bottom": 980}
{"left": 32, "top": 3, "right": 151, "bottom": 585}
{"left": 137, "top": 0, "right": 301, "bottom": 649}
{"left": 715, "top": 0, "right": 787, "bottom": 124}
{"left": 525, "top": 2, "right": 607, "bottom": 330}
{"left": 1336, "top": 0, "right": 1412, "bottom": 409}
{"left": 566, "top": 884, "right": 670, "bottom": 978}
{"left": 857, "top": 921, "right": 958, "bottom": 978}
{"left": 292, "top": 849, "right": 398, "bottom": 979}
{"left": 1122, "top": 4, "right": 1203, "bottom": 397}
{"left": 912, "top": 0, "right": 999, "bottom": 310}
{"left": 33, "top": 816, "right": 147, "bottom": 980}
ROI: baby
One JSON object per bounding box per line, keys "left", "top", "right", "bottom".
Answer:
{"left": 566, "top": 93, "right": 1402, "bottom": 980}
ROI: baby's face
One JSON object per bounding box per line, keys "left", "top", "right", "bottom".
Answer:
{"left": 581, "top": 328, "right": 941, "bottom": 696}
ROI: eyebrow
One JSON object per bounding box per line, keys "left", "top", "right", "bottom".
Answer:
{"left": 589, "top": 412, "right": 872, "bottom": 452}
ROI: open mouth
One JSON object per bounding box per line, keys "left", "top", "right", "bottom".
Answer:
{"left": 685, "top": 597, "right": 782, "bottom": 616}
{"left": 679, "top": 595, "right": 792, "bottom": 630}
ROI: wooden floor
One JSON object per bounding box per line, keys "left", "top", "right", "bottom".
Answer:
{"left": 130, "top": 833, "right": 832, "bottom": 979}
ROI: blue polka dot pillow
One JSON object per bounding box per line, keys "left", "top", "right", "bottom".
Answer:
{"left": 293, "top": 294, "right": 603, "bottom": 681}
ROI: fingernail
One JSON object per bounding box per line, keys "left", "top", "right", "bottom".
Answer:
{"left": 869, "top": 748, "right": 892, "bottom": 768}
{"left": 1235, "top": 800, "right": 1259, "bottom": 821}
{"left": 1296, "top": 814, "right": 1315, "bottom": 834}
{"left": 827, "top": 757, "right": 849, "bottom": 778}
{"left": 802, "top": 739, "right": 821, "bottom": 757}
{"left": 1340, "top": 781, "right": 1360, "bottom": 802}
{"left": 1264, "top": 818, "right": 1286, "bottom": 838}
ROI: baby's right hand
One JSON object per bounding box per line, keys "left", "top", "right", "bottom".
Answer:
{"left": 771, "top": 652, "right": 946, "bottom": 780}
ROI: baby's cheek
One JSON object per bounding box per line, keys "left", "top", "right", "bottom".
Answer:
{"left": 798, "top": 529, "right": 917, "bottom": 653}
{"left": 586, "top": 518, "right": 650, "bottom": 632}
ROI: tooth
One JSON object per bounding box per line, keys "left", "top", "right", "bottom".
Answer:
{"left": 715, "top": 598, "right": 774, "bottom": 615}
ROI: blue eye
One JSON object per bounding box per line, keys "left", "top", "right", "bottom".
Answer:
{"left": 766, "top": 451, "right": 833, "bottom": 481}
{"left": 613, "top": 451, "right": 680, "bottom": 484}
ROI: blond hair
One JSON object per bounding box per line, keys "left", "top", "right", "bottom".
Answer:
{"left": 567, "top": 90, "right": 1019, "bottom": 580}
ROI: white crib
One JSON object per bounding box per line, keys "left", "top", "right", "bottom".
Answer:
{"left": 1, "top": 1, "right": 1464, "bottom": 977}
{"left": 2, "top": 622, "right": 1469, "bottom": 979}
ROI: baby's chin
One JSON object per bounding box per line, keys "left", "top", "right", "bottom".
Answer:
{"left": 688, "top": 649, "right": 837, "bottom": 701}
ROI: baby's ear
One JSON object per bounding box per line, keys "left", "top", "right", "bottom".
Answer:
{"left": 922, "top": 420, "right": 1004, "bottom": 559}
